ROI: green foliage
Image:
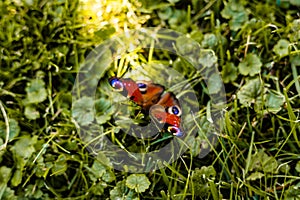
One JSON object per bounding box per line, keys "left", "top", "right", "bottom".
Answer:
{"left": 238, "top": 53, "right": 262, "bottom": 76}
{"left": 126, "top": 174, "right": 151, "bottom": 193}
{"left": 221, "top": 0, "right": 249, "bottom": 31}
{"left": 0, "top": 0, "right": 299, "bottom": 199}
{"left": 237, "top": 77, "right": 262, "bottom": 105}
{"left": 191, "top": 165, "right": 219, "bottom": 198}
{"left": 221, "top": 62, "right": 238, "bottom": 83}
{"left": 273, "top": 39, "right": 290, "bottom": 57}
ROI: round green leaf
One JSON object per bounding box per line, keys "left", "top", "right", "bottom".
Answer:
{"left": 237, "top": 78, "right": 262, "bottom": 106}
{"left": 0, "top": 118, "right": 20, "bottom": 141}
{"left": 24, "top": 79, "right": 47, "bottom": 104}
{"left": 201, "top": 33, "right": 218, "bottom": 48}
{"left": 265, "top": 90, "right": 285, "bottom": 113}
{"left": 158, "top": 7, "right": 173, "bottom": 20}
{"left": 126, "top": 174, "right": 151, "bottom": 193}
{"left": 0, "top": 166, "right": 12, "bottom": 183}
{"left": 207, "top": 73, "right": 223, "bottom": 94}
{"left": 238, "top": 53, "right": 262, "bottom": 76}
{"left": 72, "top": 96, "right": 94, "bottom": 126}
{"left": 24, "top": 105, "right": 40, "bottom": 120}
{"left": 222, "top": 62, "right": 238, "bottom": 83}
{"left": 273, "top": 39, "right": 290, "bottom": 57}
{"left": 198, "top": 50, "right": 218, "bottom": 68}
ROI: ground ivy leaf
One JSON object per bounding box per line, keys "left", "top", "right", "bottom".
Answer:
{"left": 249, "top": 150, "right": 278, "bottom": 173}
{"left": 273, "top": 39, "right": 290, "bottom": 57}
{"left": 188, "top": 136, "right": 202, "bottom": 157}
{"left": 51, "top": 154, "right": 68, "bottom": 176}
{"left": 110, "top": 180, "right": 139, "bottom": 200}
{"left": 96, "top": 152, "right": 113, "bottom": 168}
{"left": 221, "top": 1, "right": 249, "bottom": 31}
{"left": 230, "top": 11, "right": 248, "bottom": 31}
{"left": 198, "top": 50, "right": 218, "bottom": 68}
{"left": 207, "top": 73, "right": 222, "bottom": 94}
{"left": 222, "top": 62, "right": 238, "bottom": 83}
{"left": 72, "top": 96, "right": 94, "bottom": 125}
{"left": 89, "top": 160, "right": 106, "bottom": 181}
{"left": 201, "top": 33, "right": 218, "bottom": 49}
{"left": 24, "top": 79, "right": 47, "bottom": 104}
{"left": 90, "top": 182, "right": 107, "bottom": 196}
{"left": 0, "top": 118, "right": 20, "bottom": 141}
{"left": 24, "top": 105, "right": 40, "bottom": 120}
{"left": 262, "top": 154, "right": 278, "bottom": 173}
{"left": 238, "top": 53, "right": 262, "bottom": 76}
{"left": 237, "top": 78, "right": 262, "bottom": 106}
{"left": 3, "top": 187, "right": 17, "bottom": 199}
{"left": 0, "top": 166, "right": 12, "bottom": 183}
{"left": 265, "top": 90, "right": 285, "bottom": 113}
{"left": 10, "top": 135, "right": 37, "bottom": 160}
{"left": 102, "top": 169, "right": 116, "bottom": 183}
{"left": 246, "top": 171, "right": 264, "bottom": 181}
{"left": 158, "top": 7, "right": 173, "bottom": 20}
{"left": 126, "top": 174, "right": 151, "bottom": 193}
{"left": 110, "top": 181, "right": 126, "bottom": 200}
{"left": 176, "top": 35, "right": 200, "bottom": 56}
{"left": 95, "top": 98, "right": 113, "bottom": 124}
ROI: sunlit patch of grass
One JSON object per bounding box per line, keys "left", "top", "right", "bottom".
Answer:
{"left": 78, "top": 0, "right": 150, "bottom": 39}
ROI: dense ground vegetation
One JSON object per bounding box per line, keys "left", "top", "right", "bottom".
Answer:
{"left": 0, "top": 0, "right": 299, "bottom": 199}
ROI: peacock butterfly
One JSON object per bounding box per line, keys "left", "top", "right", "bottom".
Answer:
{"left": 109, "top": 77, "right": 183, "bottom": 137}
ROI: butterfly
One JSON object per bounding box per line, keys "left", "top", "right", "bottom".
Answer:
{"left": 109, "top": 77, "right": 183, "bottom": 137}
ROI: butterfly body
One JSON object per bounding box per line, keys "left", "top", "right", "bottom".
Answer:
{"left": 109, "top": 77, "right": 183, "bottom": 137}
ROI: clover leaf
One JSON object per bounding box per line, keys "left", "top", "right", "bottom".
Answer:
{"left": 238, "top": 53, "right": 262, "bottom": 76}
{"left": 126, "top": 174, "right": 151, "bottom": 193}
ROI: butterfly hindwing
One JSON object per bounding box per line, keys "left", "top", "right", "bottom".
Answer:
{"left": 150, "top": 92, "right": 183, "bottom": 137}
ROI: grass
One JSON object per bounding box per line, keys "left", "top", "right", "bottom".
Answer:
{"left": 0, "top": 0, "right": 300, "bottom": 199}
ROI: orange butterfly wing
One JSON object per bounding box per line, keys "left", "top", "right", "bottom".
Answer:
{"left": 109, "top": 77, "right": 183, "bottom": 136}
